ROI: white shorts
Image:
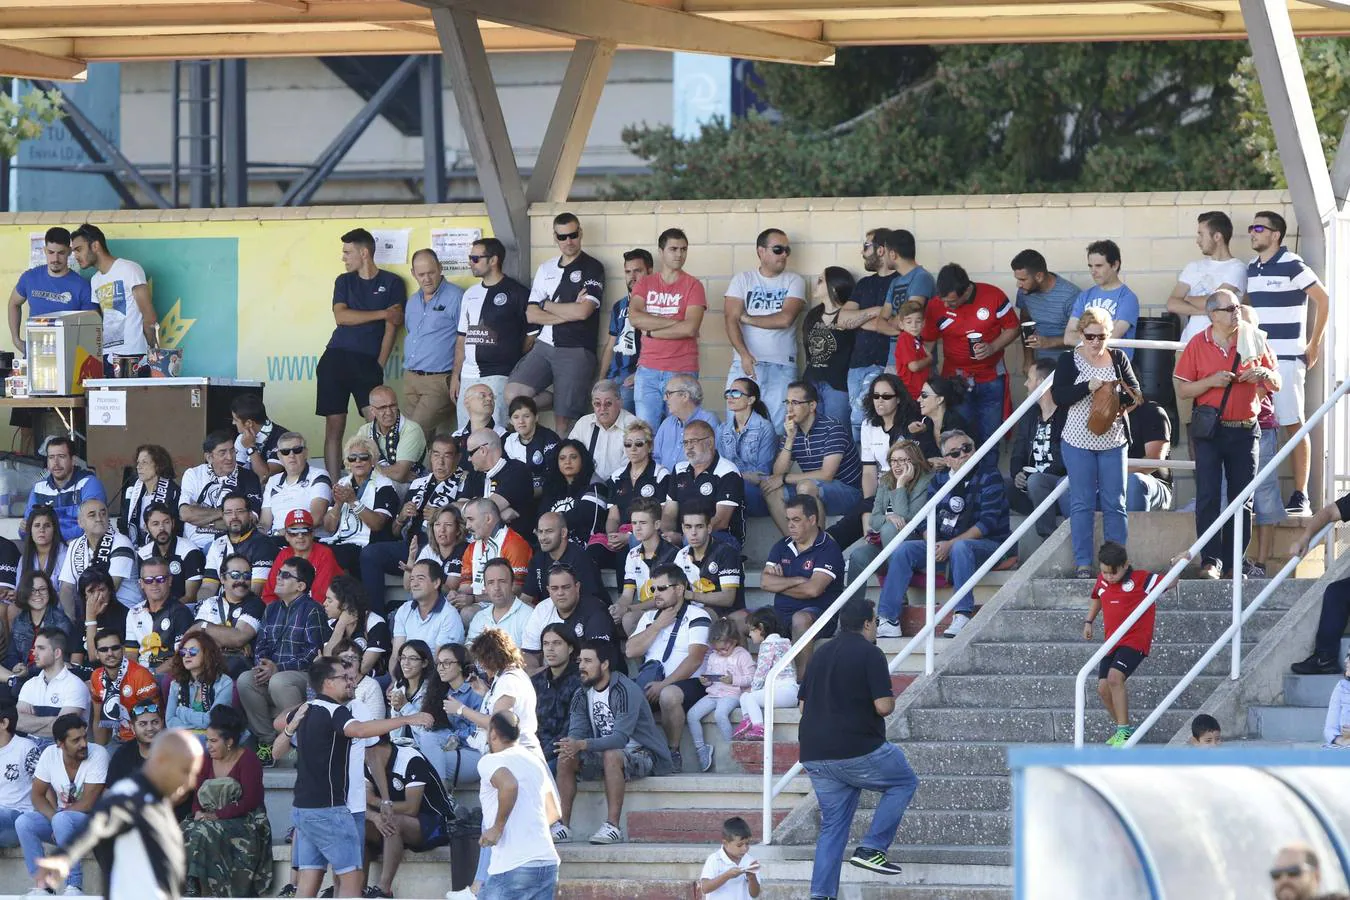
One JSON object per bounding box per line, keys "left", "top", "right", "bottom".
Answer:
{"left": 1273, "top": 358, "right": 1306, "bottom": 427}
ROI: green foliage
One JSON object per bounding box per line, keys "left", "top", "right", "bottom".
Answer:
{"left": 1231, "top": 38, "right": 1350, "bottom": 188}
{"left": 0, "top": 81, "right": 64, "bottom": 158}
{"left": 604, "top": 42, "right": 1270, "bottom": 200}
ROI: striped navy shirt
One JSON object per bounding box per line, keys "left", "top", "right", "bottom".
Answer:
{"left": 781, "top": 414, "right": 862, "bottom": 489}
{"left": 1246, "top": 247, "right": 1322, "bottom": 361}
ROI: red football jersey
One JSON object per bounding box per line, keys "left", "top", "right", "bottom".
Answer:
{"left": 1093, "top": 569, "right": 1160, "bottom": 655}
{"left": 921, "top": 284, "right": 1018, "bottom": 383}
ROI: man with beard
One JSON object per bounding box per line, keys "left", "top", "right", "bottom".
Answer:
{"left": 180, "top": 431, "right": 264, "bottom": 551}
{"left": 551, "top": 638, "right": 673, "bottom": 845}
{"left": 1269, "top": 844, "right": 1323, "bottom": 900}
{"left": 105, "top": 701, "right": 162, "bottom": 785}
{"left": 136, "top": 503, "right": 206, "bottom": 605}
{"left": 188, "top": 553, "right": 266, "bottom": 677}
{"left": 521, "top": 565, "right": 621, "bottom": 675}
{"left": 16, "top": 714, "right": 109, "bottom": 894}
{"left": 201, "top": 493, "right": 279, "bottom": 598}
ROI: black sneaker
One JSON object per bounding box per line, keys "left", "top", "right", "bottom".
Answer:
{"left": 277, "top": 886, "right": 297, "bottom": 898}
{"left": 1292, "top": 654, "right": 1339, "bottom": 675}
{"left": 256, "top": 743, "right": 275, "bottom": 768}
{"left": 1287, "top": 490, "right": 1312, "bottom": 516}
{"left": 669, "top": 749, "right": 683, "bottom": 773}
{"left": 848, "top": 846, "right": 903, "bottom": 875}
{"left": 319, "top": 888, "right": 335, "bottom": 899}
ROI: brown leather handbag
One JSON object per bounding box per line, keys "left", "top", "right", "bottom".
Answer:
{"left": 1086, "top": 354, "right": 1143, "bottom": 436}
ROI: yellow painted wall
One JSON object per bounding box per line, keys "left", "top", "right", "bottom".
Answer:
{"left": 0, "top": 190, "right": 1298, "bottom": 454}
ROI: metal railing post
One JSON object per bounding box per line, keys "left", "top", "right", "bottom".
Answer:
{"left": 1232, "top": 504, "right": 1243, "bottom": 679}
{"left": 925, "top": 507, "right": 937, "bottom": 674}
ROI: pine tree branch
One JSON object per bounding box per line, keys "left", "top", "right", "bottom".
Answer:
{"left": 824, "top": 75, "right": 940, "bottom": 136}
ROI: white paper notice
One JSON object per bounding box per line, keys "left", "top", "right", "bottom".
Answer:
{"left": 430, "top": 227, "right": 483, "bottom": 275}
{"left": 371, "top": 229, "right": 411, "bottom": 266}
{"left": 89, "top": 390, "right": 127, "bottom": 427}
{"left": 29, "top": 234, "right": 45, "bottom": 269}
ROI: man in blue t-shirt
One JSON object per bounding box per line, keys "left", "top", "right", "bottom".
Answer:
{"left": 879, "top": 230, "right": 937, "bottom": 367}
{"left": 1010, "top": 248, "right": 1081, "bottom": 365}
{"left": 315, "top": 228, "right": 407, "bottom": 478}
{"left": 1064, "top": 239, "right": 1140, "bottom": 358}
{"left": 598, "top": 249, "right": 651, "bottom": 414}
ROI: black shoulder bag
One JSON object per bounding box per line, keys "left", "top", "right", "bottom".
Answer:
{"left": 1189, "top": 350, "right": 1241, "bottom": 441}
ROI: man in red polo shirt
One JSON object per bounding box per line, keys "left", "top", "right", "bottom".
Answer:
{"left": 922, "top": 263, "right": 1020, "bottom": 447}
{"left": 1173, "top": 288, "right": 1280, "bottom": 579}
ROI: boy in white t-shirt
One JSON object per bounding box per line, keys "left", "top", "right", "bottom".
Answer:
{"left": 699, "top": 815, "right": 762, "bottom": 899}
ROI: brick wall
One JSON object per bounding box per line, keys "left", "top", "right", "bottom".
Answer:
{"left": 531, "top": 191, "right": 1298, "bottom": 400}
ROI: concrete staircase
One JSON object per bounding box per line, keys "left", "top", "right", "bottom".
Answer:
{"left": 1245, "top": 635, "right": 1350, "bottom": 744}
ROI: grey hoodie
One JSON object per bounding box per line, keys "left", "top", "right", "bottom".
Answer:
{"left": 567, "top": 671, "right": 675, "bottom": 774}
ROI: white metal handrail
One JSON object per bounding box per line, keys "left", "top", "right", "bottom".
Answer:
{"left": 1073, "top": 375, "right": 1350, "bottom": 747}
{"left": 888, "top": 479, "right": 1069, "bottom": 673}
{"left": 1123, "top": 521, "right": 1337, "bottom": 747}
{"left": 759, "top": 377, "right": 1052, "bottom": 842}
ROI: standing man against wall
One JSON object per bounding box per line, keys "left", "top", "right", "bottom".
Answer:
{"left": 71, "top": 224, "right": 158, "bottom": 376}
{"left": 403, "top": 247, "right": 464, "bottom": 439}
{"left": 724, "top": 228, "right": 806, "bottom": 432}
{"left": 1064, "top": 240, "right": 1141, "bottom": 357}
{"left": 844, "top": 229, "right": 896, "bottom": 441}
{"left": 628, "top": 229, "right": 706, "bottom": 429}
{"left": 508, "top": 213, "right": 607, "bottom": 437}
{"left": 452, "top": 238, "right": 534, "bottom": 427}
{"left": 1011, "top": 249, "right": 1080, "bottom": 366}
{"left": 598, "top": 250, "right": 652, "bottom": 414}
{"left": 1245, "top": 210, "right": 1329, "bottom": 517}
{"left": 315, "top": 228, "right": 406, "bottom": 480}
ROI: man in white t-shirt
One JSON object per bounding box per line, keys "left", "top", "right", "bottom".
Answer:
{"left": 17, "top": 631, "right": 91, "bottom": 743}
{"left": 1165, "top": 211, "right": 1249, "bottom": 436}
{"left": 15, "top": 714, "right": 108, "bottom": 894}
{"left": 70, "top": 224, "right": 157, "bottom": 372}
{"left": 0, "top": 703, "right": 37, "bottom": 848}
{"left": 724, "top": 228, "right": 806, "bottom": 432}
{"left": 475, "top": 711, "right": 560, "bottom": 899}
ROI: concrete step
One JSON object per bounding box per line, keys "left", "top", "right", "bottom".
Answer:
{"left": 557, "top": 880, "right": 1011, "bottom": 899}
{"left": 627, "top": 808, "right": 788, "bottom": 843}
{"left": 1248, "top": 705, "right": 1328, "bottom": 743}
{"left": 947, "top": 641, "right": 1257, "bottom": 676}
{"left": 1283, "top": 673, "right": 1341, "bottom": 708}
{"left": 927, "top": 674, "right": 1225, "bottom": 710}
{"left": 888, "top": 809, "right": 1012, "bottom": 847}
{"left": 910, "top": 775, "right": 1012, "bottom": 811}
{"left": 1006, "top": 578, "right": 1310, "bottom": 611}
{"left": 974, "top": 609, "right": 1285, "bottom": 644}
{"left": 729, "top": 739, "right": 799, "bottom": 775}
{"left": 898, "top": 707, "right": 1192, "bottom": 744}
{"left": 899, "top": 742, "right": 1011, "bottom": 777}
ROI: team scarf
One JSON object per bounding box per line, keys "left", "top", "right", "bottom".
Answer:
{"left": 72, "top": 530, "right": 117, "bottom": 574}
{"left": 99, "top": 657, "right": 130, "bottom": 725}
{"left": 128, "top": 477, "right": 172, "bottom": 544}
{"left": 376, "top": 415, "right": 402, "bottom": 466}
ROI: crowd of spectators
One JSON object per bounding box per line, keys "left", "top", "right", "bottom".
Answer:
{"left": 0, "top": 206, "right": 1330, "bottom": 896}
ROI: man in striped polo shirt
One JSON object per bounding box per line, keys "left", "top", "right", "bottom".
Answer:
{"left": 762, "top": 381, "right": 863, "bottom": 536}
{"left": 1245, "top": 210, "right": 1329, "bottom": 516}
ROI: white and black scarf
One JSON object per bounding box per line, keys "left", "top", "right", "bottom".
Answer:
{"left": 73, "top": 530, "right": 116, "bottom": 575}
{"left": 99, "top": 657, "right": 130, "bottom": 726}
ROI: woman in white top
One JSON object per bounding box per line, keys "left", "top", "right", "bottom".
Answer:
{"left": 450, "top": 628, "right": 541, "bottom": 761}
{"left": 14, "top": 505, "right": 67, "bottom": 598}
{"left": 1050, "top": 306, "right": 1141, "bottom": 577}
{"left": 322, "top": 435, "right": 400, "bottom": 575}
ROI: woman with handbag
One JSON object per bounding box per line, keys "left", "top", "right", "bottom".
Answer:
{"left": 1051, "top": 307, "right": 1142, "bottom": 578}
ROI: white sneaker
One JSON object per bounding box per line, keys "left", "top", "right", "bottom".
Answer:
{"left": 589, "top": 821, "right": 624, "bottom": 844}
{"left": 62, "top": 888, "right": 83, "bottom": 897}
{"left": 550, "top": 821, "right": 572, "bottom": 843}
{"left": 942, "top": 612, "right": 971, "bottom": 638}
{"left": 26, "top": 889, "right": 47, "bottom": 896}
{"left": 875, "top": 618, "right": 903, "bottom": 638}
{"left": 445, "top": 890, "right": 476, "bottom": 900}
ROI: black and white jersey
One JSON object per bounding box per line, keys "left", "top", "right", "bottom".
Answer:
{"left": 666, "top": 455, "right": 746, "bottom": 544}
{"left": 62, "top": 772, "right": 186, "bottom": 900}
{"left": 137, "top": 538, "right": 205, "bottom": 602}
{"left": 291, "top": 695, "right": 355, "bottom": 809}
{"left": 371, "top": 745, "right": 455, "bottom": 823}
{"left": 674, "top": 540, "right": 746, "bottom": 612}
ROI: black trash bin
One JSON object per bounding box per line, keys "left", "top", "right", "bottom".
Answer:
{"left": 1131, "top": 314, "right": 1182, "bottom": 441}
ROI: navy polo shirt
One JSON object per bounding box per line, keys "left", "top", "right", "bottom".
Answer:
{"left": 766, "top": 530, "right": 845, "bottom": 635}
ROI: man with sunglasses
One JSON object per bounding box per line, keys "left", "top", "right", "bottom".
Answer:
{"left": 508, "top": 212, "right": 607, "bottom": 437}
{"left": 724, "top": 228, "right": 806, "bottom": 432}
{"left": 629, "top": 228, "right": 707, "bottom": 429}
{"left": 136, "top": 502, "right": 206, "bottom": 605}
{"left": 262, "top": 509, "right": 343, "bottom": 606}
{"left": 569, "top": 380, "right": 638, "bottom": 484}
{"left": 460, "top": 429, "right": 535, "bottom": 530}
{"left": 88, "top": 628, "right": 157, "bottom": 747}
{"left": 453, "top": 237, "right": 534, "bottom": 427}
{"left": 201, "top": 492, "right": 280, "bottom": 598}
{"left": 1246, "top": 210, "right": 1329, "bottom": 517}
{"left": 875, "top": 430, "right": 1009, "bottom": 640}
{"left": 259, "top": 432, "right": 333, "bottom": 536}
{"left": 1174, "top": 289, "right": 1280, "bottom": 580}
{"left": 762, "top": 381, "right": 862, "bottom": 538}
{"left": 189, "top": 552, "right": 265, "bottom": 677}
{"left": 1269, "top": 844, "right": 1323, "bottom": 900}
{"left": 124, "top": 557, "right": 194, "bottom": 675}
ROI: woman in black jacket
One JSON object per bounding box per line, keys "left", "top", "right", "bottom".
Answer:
{"left": 1050, "top": 307, "right": 1141, "bottom": 578}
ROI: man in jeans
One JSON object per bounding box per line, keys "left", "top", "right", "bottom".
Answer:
{"left": 1173, "top": 289, "right": 1280, "bottom": 580}
{"left": 724, "top": 228, "right": 806, "bottom": 432}
{"left": 628, "top": 228, "right": 706, "bottom": 429}
{"left": 876, "top": 430, "right": 1009, "bottom": 640}
{"left": 799, "top": 596, "right": 916, "bottom": 900}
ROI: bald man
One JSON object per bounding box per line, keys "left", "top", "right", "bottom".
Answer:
{"left": 1270, "top": 843, "right": 1322, "bottom": 900}
{"left": 356, "top": 385, "right": 427, "bottom": 487}
{"left": 37, "top": 729, "right": 203, "bottom": 899}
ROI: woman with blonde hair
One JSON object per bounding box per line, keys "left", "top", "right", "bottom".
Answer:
{"left": 322, "top": 433, "right": 400, "bottom": 576}
{"left": 597, "top": 419, "right": 670, "bottom": 579}
{"left": 1051, "top": 305, "right": 1141, "bottom": 577}
{"left": 845, "top": 440, "right": 934, "bottom": 585}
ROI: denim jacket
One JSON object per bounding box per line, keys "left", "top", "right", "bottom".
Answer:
{"left": 6, "top": 606, "right": 76, "bottom": 669}
{"left": 446, "top": 680, "right": 483, "bottom": 743}
{"left": 717, "top": 412, "right": 777, "bottom": 477}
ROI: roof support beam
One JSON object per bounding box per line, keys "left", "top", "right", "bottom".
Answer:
{"left": 0, "top": 42, "right": 84, "bottom": 80}
{"left": 1147, "top": 2, "right": 1225, "bottom": 23}
{"left": 432, "top": 5, "right": 529, "bottom": 281}
{"left": 527, "top": 39, "right": 615, "bottom": 205}
{"left": 419, "top": 0, "right": 834, "bottom": 65}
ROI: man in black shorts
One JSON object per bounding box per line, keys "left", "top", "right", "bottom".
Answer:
{"left": 507, "top": 212, "right": 607, "bottom": 436}
{"left": 316, "top": 228, "right": 407, "bottom": 478}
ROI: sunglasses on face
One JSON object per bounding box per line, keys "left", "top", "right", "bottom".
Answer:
{"left": 132, "top": 703, "right": 160, "bottom": 717}
{"left": 1248, "top": 224, "right": 1272, "bottom": 233}
{"left": 623, "top": 440, "right": 648, "bottom": 449}
{"left": 1082, "top": 333, "right": 1107, "bottom": 343}
{"left": 141, "top": 575, "right": 168, "bottom": 585}
{"left": 467, "top": 254, "right": 484, "bottom": 263}
{"left": 286, "top": 528, "right": 312, "bottom": 537}
{"left": 555, "top": 231, "right": 580, "bottom": 242}
{"left": 1270, "top": 865, "right": 1307, "bottom": 880}
{"left": 1213, "top": 305, "right": 1239, "bottom": 315}
{"left": 870, "top": 392, "right": 896, "bottom": 401}
{"left": 467, "top": 444, "right": 487, "bottom": 457}
{"left": 276, "top": 571, "right": 297, "bottom": 581}
{"left": 96, "top": 644, "right": 122, "bottom": 654}
{"left": 918, "top": 391, "right": 934, "bottom": 400}
{"left": 225, "top": 570, "right": 251, "bottom": 581}
{"left": 346, "top": 452, "right": 372, "bottom": 463}
{"left": 651, "top": 583, "right": 678, "bottom": 592}
{"left": 179, "top": 646, "right": 200, "bottom": 658}
{"left": 768, "top": 245, "right": 791, "bottom": 256}
{"left": 277, "top": 446, "right": 305, "bottom": 456}
{"left": 723, "top": 389, "right": 747, "bottom": 400}
{"left": 944, "top": 443, "right": 975, "bottom": 459}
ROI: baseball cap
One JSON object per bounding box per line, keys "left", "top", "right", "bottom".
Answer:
{"left": 284, "top": 509, "right": 314, "bottom": 530}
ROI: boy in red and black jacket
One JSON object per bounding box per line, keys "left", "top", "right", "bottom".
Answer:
{"left": 1083, "top": 541, "right": 1159, "bottom": 747}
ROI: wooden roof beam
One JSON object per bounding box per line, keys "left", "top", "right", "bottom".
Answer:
{"left": 0, "top": 41, "right": 85, "bottom": 79}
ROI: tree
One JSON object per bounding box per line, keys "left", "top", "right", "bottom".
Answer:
{"left": 604, "top": 42, "right": 1271, "bottom": 200}
{"left": 0, "top": 80, "right": 64, "bottom": 159}
{"left": 1231, "top": 38, "right": 1350, "bottom": 188}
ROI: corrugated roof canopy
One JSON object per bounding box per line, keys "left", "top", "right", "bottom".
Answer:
{"left": 2, "top": 0, "right": 1350, "bottom": 79}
